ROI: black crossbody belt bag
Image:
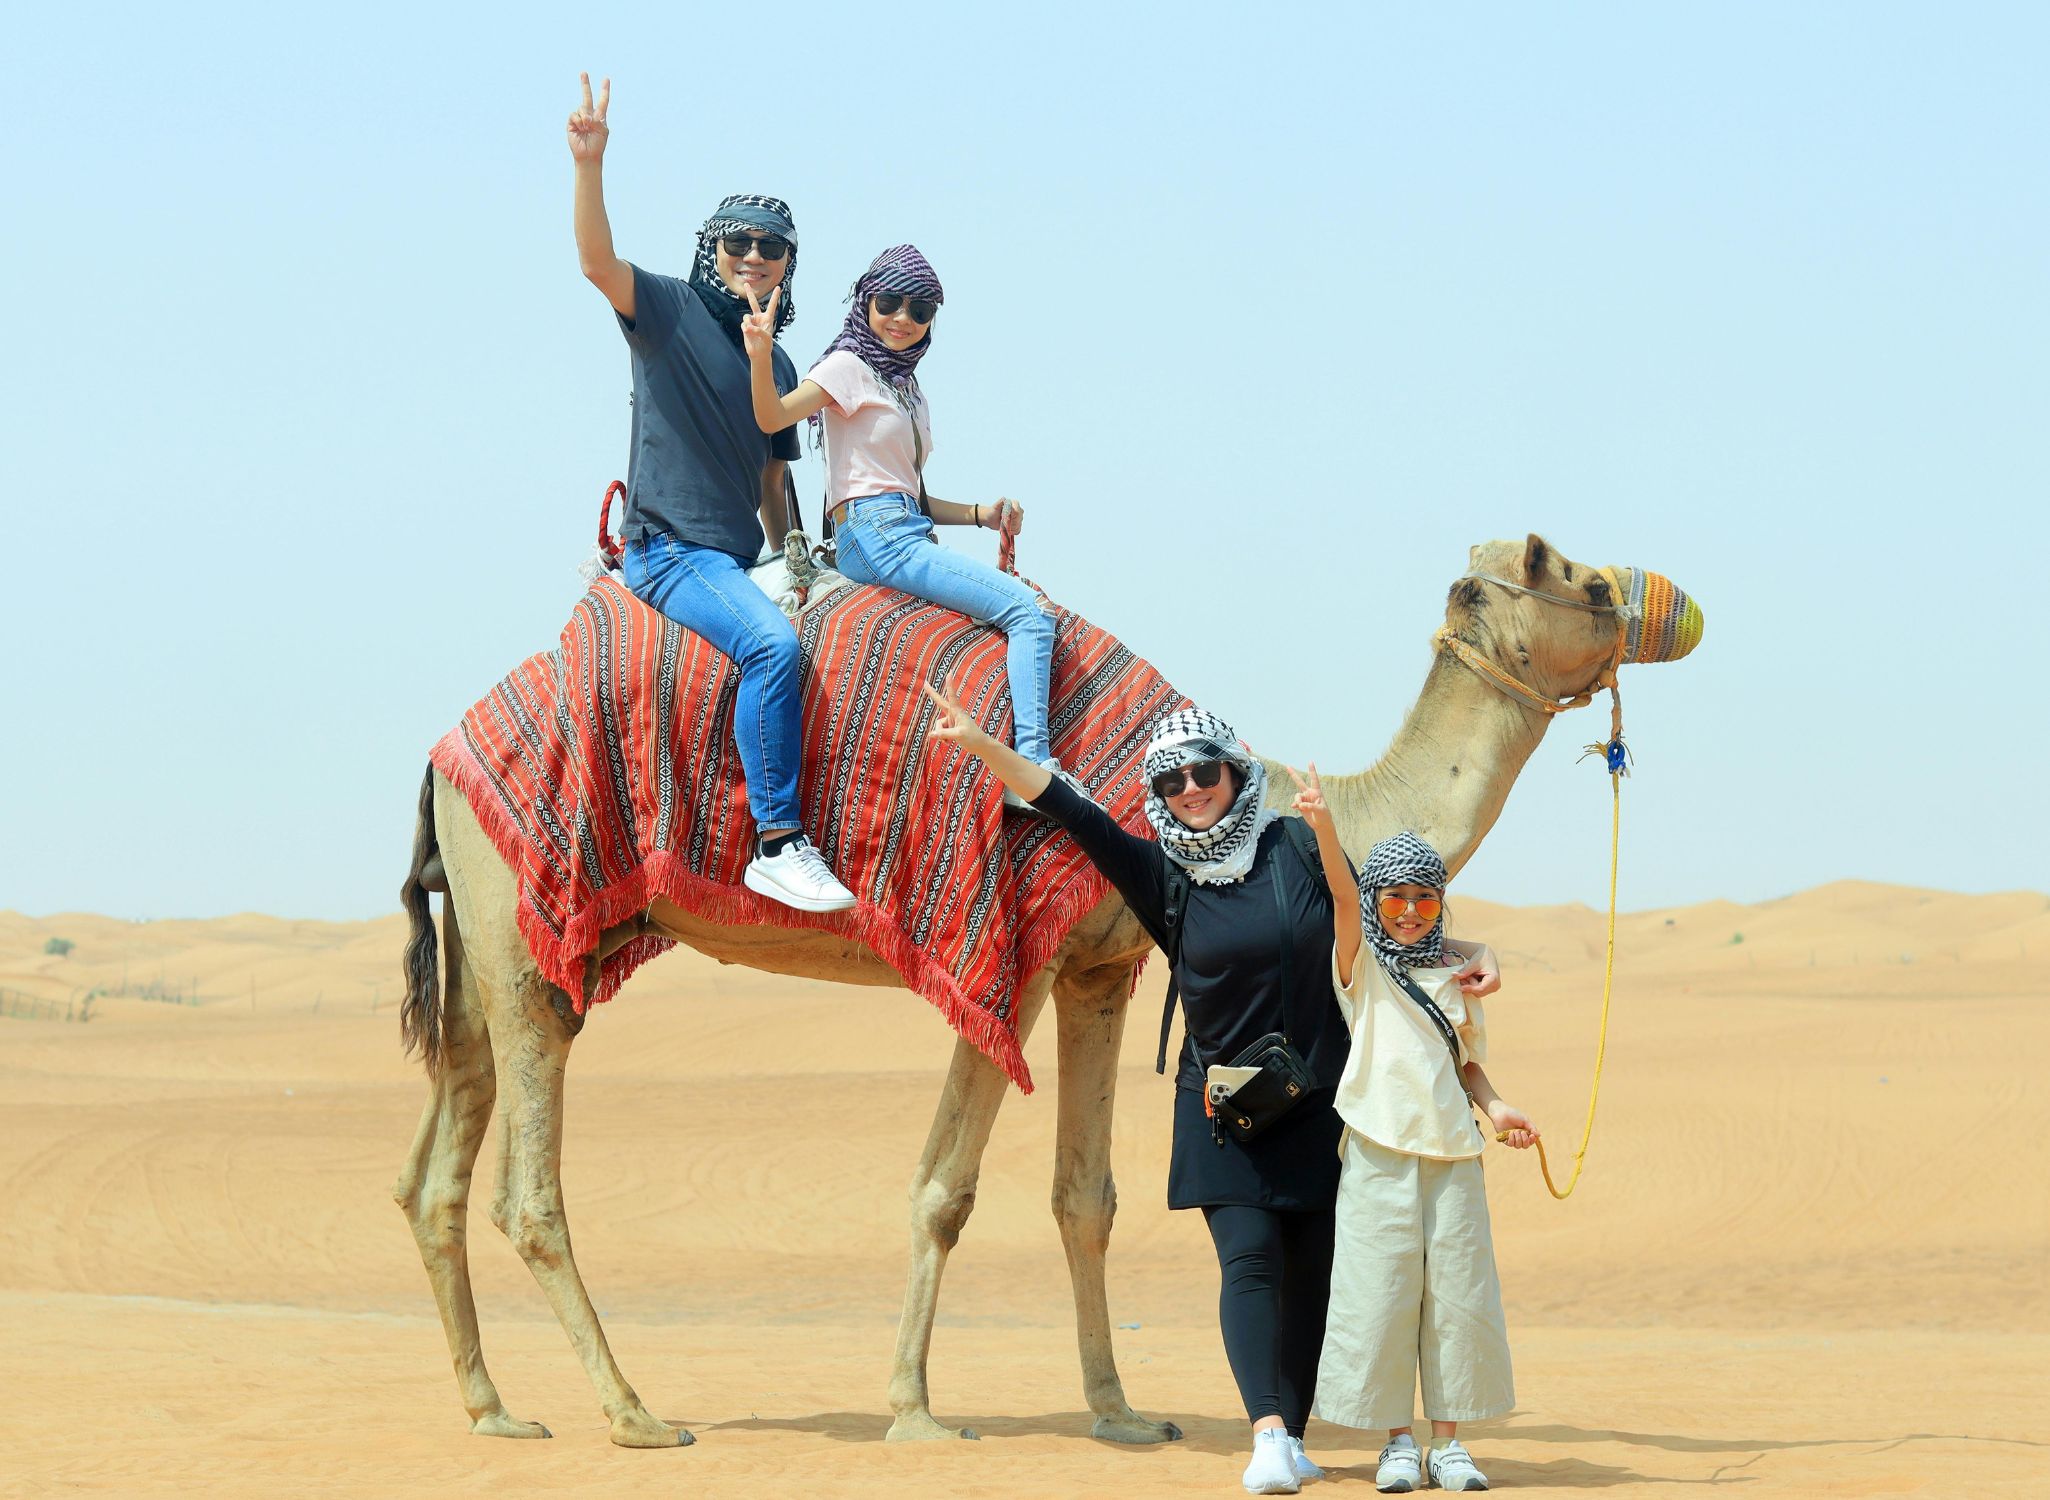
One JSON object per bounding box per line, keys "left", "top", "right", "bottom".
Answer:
{"left": 1207, "top": 1034, "right": 1316, "bottom": 1144}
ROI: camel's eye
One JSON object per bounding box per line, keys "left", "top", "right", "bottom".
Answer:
{"left": 1587, "top": 577, "right": 1613, "bottom": 608}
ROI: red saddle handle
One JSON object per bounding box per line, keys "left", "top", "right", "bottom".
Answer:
{"left": 598, "top": 480, "right": 626, "bottom": 566}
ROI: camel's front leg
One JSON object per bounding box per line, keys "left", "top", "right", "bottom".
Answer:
{"left": 1052, "top": 963, "right": 1182, "bottom": 1444}
{"left": 885, "top": 970, "right": 1052, "bottom": 1442}
{"left": 493, "top": 993, "right": 684, "bottom": 1449}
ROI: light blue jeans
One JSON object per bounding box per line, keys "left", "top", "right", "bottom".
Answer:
{"left": 622, "top": 531, "right": 803, "bottom": 831}
{"left": 834, "top": 492, "right": 1056, "bottom": 765}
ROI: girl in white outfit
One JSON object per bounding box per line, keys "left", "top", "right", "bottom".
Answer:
{"left": 1286, "top": 771, "right": 1538, "bottom": 1494}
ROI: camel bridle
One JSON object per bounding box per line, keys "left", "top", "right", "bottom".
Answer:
{"left": 1432, "top": 570, "right": 1631, "bottom": 719}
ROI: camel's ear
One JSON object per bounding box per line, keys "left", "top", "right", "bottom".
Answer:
{"left": 1468, "top": 544, "right": 1483, "bottom": 570}
{"left": 1521, "top": 533, "right": 1551, "bottom": 583}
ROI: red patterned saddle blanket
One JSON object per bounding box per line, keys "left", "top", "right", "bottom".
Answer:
{"left": 431, "top": 575, "right": 1186, "bottom": 1089}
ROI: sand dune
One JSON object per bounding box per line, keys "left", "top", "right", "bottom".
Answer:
{"left": 3, "top": 884, "right": 2045, "bottom": 1496}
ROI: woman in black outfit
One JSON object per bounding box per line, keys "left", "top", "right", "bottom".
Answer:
{"left": 924, "top": 692, "right": 1499, "bottom": 1495}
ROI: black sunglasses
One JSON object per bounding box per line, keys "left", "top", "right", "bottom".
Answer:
{"left": 1150, "top": 760, "right": 1227, "bottom": 800}
{"left": 871, "top": 292, "right": 938, "bottom": 324}
{"left": 719, "top": 233, "right": 791, "bottom": 261}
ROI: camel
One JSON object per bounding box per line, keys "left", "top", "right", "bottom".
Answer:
{"left": 393, "top": 532, "right": 1697, "bottom": 1449}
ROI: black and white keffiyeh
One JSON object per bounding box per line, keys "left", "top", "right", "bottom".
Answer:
{"left": 689, "top": 193, "right": 798, "bottom": 347}
{"left": 1143, "top": 707, "right": 1273, "bottom": 886}
{"left": 1359, "top": 832, "right": 1450, "bottom": 976}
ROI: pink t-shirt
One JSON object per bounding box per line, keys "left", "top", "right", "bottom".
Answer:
{"left": 807, "top": 350, "right": 934, "bottom": 508}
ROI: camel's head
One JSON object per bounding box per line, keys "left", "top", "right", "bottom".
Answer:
{"left": 1449, "top": 534, "right": 1703, "bottom": 701}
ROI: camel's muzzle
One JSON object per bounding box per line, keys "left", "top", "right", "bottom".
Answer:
{"left": 1601, "top": 567, "right": 1704, "bottom": 664}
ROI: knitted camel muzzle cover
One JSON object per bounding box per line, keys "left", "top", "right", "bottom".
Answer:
{"left": 1602, "top": 566, "right": 1704, "bottom": 664}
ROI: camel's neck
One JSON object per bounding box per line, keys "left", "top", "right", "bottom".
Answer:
{"left": 1262, "top": 651, "right": 1551, "bottom": 879}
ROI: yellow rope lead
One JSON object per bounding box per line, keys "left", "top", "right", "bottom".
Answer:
{"left": 1500, "top": 766, "right": 1620, "bottom": 1199}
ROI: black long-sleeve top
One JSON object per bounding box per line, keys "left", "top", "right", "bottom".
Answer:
{"left": 1032, "top": 778, "right": 1350, "bottom": 1092}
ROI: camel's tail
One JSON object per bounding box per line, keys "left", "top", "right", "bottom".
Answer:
{"left": 399, "top": 763, "right": 448, "bottom": 1074}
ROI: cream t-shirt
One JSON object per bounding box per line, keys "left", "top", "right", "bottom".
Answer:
{"left": 807, "top": 349, "right": 934, "bottom": 508}
{"left": 1330, "top": 945, "right": 1490, "bottom": 1161}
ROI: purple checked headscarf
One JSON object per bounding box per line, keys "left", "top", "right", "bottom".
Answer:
{"left": 816, "top": 244, "right": 945, "bottom": 410}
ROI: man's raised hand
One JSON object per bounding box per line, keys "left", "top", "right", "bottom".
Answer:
{"left": 741, "top": 285, "right": 781, "bottom": 361}
{"left": 568, "top": 72, "right": 611, "bottom": 162}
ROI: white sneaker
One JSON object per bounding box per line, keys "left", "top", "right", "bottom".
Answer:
{"left": 744, "top": 835, "right": 856, "bottom": 913}
{"left": 1375, "top": 1433, "right": 1422, "bottom": 1492}
{"left": 1242, "top": 1428, "right": 1301, "bottom": 1495}
{"left": 1049, "top": 765, "right": 1095, "bottom": 802}
{"left": 1428, "top": 1439, "right": 1489, "bottom": 1492}
{"left": 1287, "top": 1434, "right": 1325, "bottom": 1483}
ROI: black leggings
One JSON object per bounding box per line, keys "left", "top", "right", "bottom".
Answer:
{"left": 1201, "top": 1203, "right": 1336, "bottom": 1433}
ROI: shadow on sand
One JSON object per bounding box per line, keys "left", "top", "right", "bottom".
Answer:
{"left": 696, "top": 1410, "right": 2046, "bottom": 1488}
{"left": 700, "top": 1409, "right": 1165, "bottom": 1444}
{"left": 693, "top": 1411, "right": 1728, "bottom": 1488}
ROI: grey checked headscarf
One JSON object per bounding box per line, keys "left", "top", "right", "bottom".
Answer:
{"left": 1143, "top": 707, "right": 1273, "bottom": 886}
{"left": 689, "top": 193, "right": 798, "bottom": 347}
{"left": 1359, "top": 832, "right": 1450, "bottom": 976}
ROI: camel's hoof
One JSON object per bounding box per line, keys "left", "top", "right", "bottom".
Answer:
{"left": 1091, "top": 1411, "right": 1183, "bottom": 1445}
{"left": 610, "top": 1406, "right": 693, "bottom": 1448}
{"left": 885, "top": 1410, "right": 979, "bottom": 1442}
{"left": 471, "top": 1410, "right": 552, "bottom": 1440}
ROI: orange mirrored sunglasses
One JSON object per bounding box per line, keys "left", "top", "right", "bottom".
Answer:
{"left": 1376, "top": 893, "right": 1442, "bottom": 922}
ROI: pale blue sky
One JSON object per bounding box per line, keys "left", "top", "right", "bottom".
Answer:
{"left": 5, "top": 3, "right": 2043, "bottom": 919}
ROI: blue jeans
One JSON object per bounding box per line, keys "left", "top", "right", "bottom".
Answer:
{"left": 835, "top": 492, "right": 1056, "bottom": 764}
{"left": 622, "top": 532, "right": 803, "bottom": 831}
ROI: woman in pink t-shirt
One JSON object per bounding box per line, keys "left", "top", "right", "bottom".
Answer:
{"left": 743, "top": 246, "right": 1073, "bottom": 807}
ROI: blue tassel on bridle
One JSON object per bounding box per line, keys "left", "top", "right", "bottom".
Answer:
{"left": 1579, "top": 735, "right": 1632, "bottom": 777}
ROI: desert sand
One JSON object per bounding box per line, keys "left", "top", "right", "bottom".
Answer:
{"left": 3, "top": 882, "right": 2046, "bottom": 1497}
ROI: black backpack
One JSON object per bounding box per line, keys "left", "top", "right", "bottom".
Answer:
{"left": 1153, "top": 817, "right": 1339, "bottom": 1075}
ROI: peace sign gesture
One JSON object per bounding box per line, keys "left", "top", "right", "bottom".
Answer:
{"left": 568, "top": 72, "right": 610, "bottom": 162}
{"left": 921, "top": 681, "right": 994, "bottom": 755}
{"left": 741, "top": 284, "right": 782, "bottom": 362}
{"left": 1285, "top": 762, "right": 1336, "bottom": 841}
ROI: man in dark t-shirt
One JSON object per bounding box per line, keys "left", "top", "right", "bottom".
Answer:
{"left": 567, "top": 73, "right": 854, "bottom": 914}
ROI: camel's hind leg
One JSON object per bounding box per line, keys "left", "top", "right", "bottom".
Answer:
{"left": 1051, "top": 962, "right": 1181, "bottom": 1444}
{"left": 430, "top": 777, "right": 678, "bottom": 1449}
{"left": 392, "top": 897, "right": 548, "bottom": 1438}
{"left": 884, "top": 968, "right": 1054, "bottom": 1442}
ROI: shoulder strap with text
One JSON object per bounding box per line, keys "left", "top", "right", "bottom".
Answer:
{"left": 1392, "top": 968, "right": 1468, "bottom": 1082}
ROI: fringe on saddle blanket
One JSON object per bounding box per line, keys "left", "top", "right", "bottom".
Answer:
{"left": 430, "top": 575, "right": 1187, "bottom": 1090}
